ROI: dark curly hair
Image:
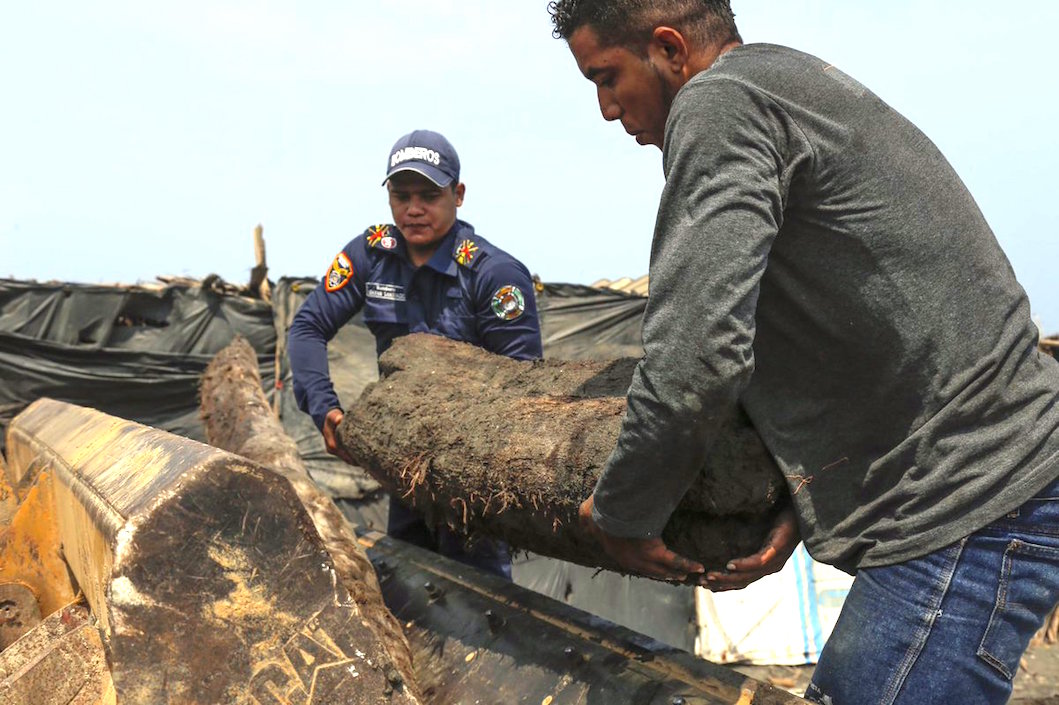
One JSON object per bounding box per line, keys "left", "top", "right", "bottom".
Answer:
{"left": 548, "top": 0, "right": 741, "bottom": 51}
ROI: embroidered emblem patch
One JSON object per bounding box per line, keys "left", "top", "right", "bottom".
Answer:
{"left": 366, "top": 224, "right": 389, "bottom": 248}
{"left": 455, "top": 239, "right": 478, "bottom": 266}
{"left": 491, "top": 285, "right": 526, "bottom": 321}
{"left": 379, "top": 235, "right": 397, "bottom": 250}
{"left": 325, "top": 252, "right": 353, "bottom": 292}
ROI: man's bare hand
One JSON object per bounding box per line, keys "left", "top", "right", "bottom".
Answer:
{"left": 322, "top": 408, "right": 355, "bottom": 464}
{"left": 579, "top": 495, "right": 705, "bottom": 582}
{"left": 703, "top": 505, "right": 800, "bottom": 591}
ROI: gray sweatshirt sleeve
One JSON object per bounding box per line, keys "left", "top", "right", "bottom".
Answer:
{"left": 591, "top": 76, "right": 811, "bottom": 538}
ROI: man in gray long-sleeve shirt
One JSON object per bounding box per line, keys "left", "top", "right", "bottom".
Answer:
{"left": 549, "top": 1, "right": 1059, "bottom": 703}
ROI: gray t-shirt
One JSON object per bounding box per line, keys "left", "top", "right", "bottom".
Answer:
{"left": 592, "top": 43, "right": 1059, "bottom": 574}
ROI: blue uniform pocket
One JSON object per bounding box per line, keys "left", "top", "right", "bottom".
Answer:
{"left": 977, "top": 538, "right": 1059, "bottom": 679}
{"left": 363, "top": 298, "right": 405, "bottom": 325}
{"left": 436, "top": 285, "right": 477, "bottom": 342}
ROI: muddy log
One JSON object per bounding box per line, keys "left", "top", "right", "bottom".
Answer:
{"left": 338, "top": 334, "right": 789, "bottom": 577}
{"left": 200, "top": 337, "right": 421, "bottom": 702}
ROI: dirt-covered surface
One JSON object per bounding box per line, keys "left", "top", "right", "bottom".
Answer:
{"left": 728, "top": 640, "right": 1059, "bottom": 703}
{"left": 340, "top": 334, "right": 789, "bottom": 577}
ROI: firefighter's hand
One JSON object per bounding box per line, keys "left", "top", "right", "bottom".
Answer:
{"left": 703, "top": 505, "right": 800, "bottom": 591}
{"left": 579, "top": 495, "right": 705, "bottom": 582}
{"left": 322, "top": 408, "right": 355, "bottom": 464}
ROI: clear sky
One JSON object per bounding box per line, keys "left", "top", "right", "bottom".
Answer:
{"left": 2, "top": 2, "right": 1057, "bottom": 331}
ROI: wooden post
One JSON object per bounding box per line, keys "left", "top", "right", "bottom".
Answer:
{"left": 249, "top": 223, "right": 272, "bottom": 302}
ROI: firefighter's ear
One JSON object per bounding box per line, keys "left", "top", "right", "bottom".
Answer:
{"left": 454, "top": 183, "right": 465, "bottom": 207}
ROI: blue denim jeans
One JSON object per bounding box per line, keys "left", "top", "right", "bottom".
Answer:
{"left": 806, "top": 474, "right": 1059, "bottom": 705}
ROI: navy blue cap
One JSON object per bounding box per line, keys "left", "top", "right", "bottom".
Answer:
{"left": 382, "top": 130, "right": 461, "bottom": 187}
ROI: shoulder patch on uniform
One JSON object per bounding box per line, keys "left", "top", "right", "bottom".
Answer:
{"left": 491, "top": 285, "right": 526, "bottom": 321}
{"left": 325, "top": 251, "right": 354, "bottom": 292}
{"left": 366, "top": 224, "right": 391, "bottom": 248}
{"left": 455, "top": 239, "right": 479, "bottom": 267}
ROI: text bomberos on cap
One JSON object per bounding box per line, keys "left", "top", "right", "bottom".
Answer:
{"left": 391, "top": 147, "right": 441, "bottom": 167}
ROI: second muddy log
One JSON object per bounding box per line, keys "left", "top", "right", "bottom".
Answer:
{"left": 338, "top": 334, "right": 789, "bottom": 578}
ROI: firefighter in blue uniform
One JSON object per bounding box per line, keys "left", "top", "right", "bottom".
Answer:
{"left": 288, "top": 130, "right": 543, "bottom": 579}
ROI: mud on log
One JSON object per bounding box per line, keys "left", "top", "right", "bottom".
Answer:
{"left": 200, "top": 336, "right": 421, "bottom": 702}
{"left": 338, "top": 334, "right": 788, "bottom": 577}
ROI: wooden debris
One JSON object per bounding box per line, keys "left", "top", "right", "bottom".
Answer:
{"left": 249, "top": 224, "right": 272, "bottom": 302}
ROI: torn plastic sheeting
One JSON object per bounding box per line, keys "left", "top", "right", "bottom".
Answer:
{"left": 0, "top": 278, "right": 277, "bottom": 453}
{"left": 0, "top": 331, "right": 276, "bottom": 451}
{"left": 0, "top": 279, "right": 276, "bottom": 354}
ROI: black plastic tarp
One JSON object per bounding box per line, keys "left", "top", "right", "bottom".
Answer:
{"left": 0, "top": 278, "right": 276, "bottom": 450}
{"left": 0, "top": 278, "right": 276, "bottom": 353}
{"left": 537, "top": 281, "right": 647, "bottom": 359}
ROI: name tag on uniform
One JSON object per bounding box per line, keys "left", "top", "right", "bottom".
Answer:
{"left": 366, "top": 282, "right": 406, "bottom": 302}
